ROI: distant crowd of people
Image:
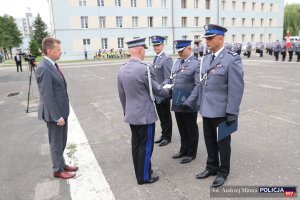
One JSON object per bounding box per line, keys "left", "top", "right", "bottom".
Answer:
{"left": 93, "top": 48, "right": 130, "bottom": 60}
{"left": 193, "top": 39, "right": 300, "bottom": 62}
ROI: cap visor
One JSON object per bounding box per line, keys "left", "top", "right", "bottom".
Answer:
{"left": 203, "top": 34, "right": 217, "bottom": 38}
{"left": 175, "top": 47, "right": 185, "bottom": 52}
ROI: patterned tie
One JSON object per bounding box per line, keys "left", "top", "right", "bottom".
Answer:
{"left": 54, "top": 63, "right": 64, "bottom": 80}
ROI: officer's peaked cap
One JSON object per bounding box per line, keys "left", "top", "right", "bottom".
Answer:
{"left": 203, "top": 24, "right": 227, "bottom": 38}
{"left": 174, "top": 40, "right": 192, "bottom": 52}
{"left": 151, "top": 36, "right": 165, "bottom": 45}
{"left": 126, "top": 38, "right": 148, "bottom": 49}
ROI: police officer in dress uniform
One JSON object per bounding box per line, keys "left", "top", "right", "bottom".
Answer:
{"left": 273, "top": 40, "right": 280, "bottom": 61}
{"left": 117, "top": 38, "right": 170, "bottom": 185}
{"left": 196, "top": 24, "right": 244, "bottom": 187}
{"left": 280, "top": 40, "right": 287, "bottom": 61}
{"left": 294, "top": 39, "right": 300, "bottom": 62}
{"left": 169, "top": 40, "right": 200, "bottom": 164}
{"left": 150, "top": 35, "right": 173, "bottom": 147}
{"left": 245, "top": 42, "right": 252, "bottom": 58}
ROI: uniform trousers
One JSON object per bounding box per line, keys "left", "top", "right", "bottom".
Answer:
{"left": 130, "top": 123, "right": 155, "bottom": 184}
{"left": 274, "top": 51, "right": 279, "bottom": 61}
{"left": 175, "top": 112, "right": 199, "bottom": 157}
{"left": 203, "top": 117, "right": 231, "bottom": 178}
{"left": 47, "top": 120, "right": 68, "bottom": 172}
{"left": 155, "top": 99, "right": 172, "bottom": 141}
{"left": 288, "top": 51, "right": 294, "bottom": 62}
{"left": 296, "top": 51, "right": 300, "bottom": 62}
{"left": 281, "top": 52, "right": 286, "bottom": 61}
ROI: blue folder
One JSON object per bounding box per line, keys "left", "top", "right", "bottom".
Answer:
{"left": 172, "top": 88, "right": 191, "bottom": 107}
{"left": 217, "top": 119, "right": 238, "bottom": 142}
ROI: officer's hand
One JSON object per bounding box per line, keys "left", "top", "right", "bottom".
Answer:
{"left": 179, "top": 104, "right": 190, "bottom": 110}
{"left": 226, "top": 113, "right": 237, "bottom": 126}
{"left": 56, "top": 117, "right": 65, "bottom": 126}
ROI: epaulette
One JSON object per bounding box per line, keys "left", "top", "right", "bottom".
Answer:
{"left": 140, "top": 62, "right": 148, "bottom": 66}
{"left": 228, "top": 51, "right": 238, "bottom": 56}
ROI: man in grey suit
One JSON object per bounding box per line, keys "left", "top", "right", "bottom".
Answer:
{"left": 196, "top": 24, "right": 244, "bottom": 187}
{"left": 169, "top": 40, "right": 200, "bottom": 164}
{"left": 117, "top": 38, "right": 170, "bottom": 185}
{"left": 150, "top": 35, "right": 173, "bottom": 147}
{"left": 36, "top": 37, "right": 78, "bottom": 179}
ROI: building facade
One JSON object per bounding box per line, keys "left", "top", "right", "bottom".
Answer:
{"left": 48, "top": 0, "right": 284, "bottom": 60}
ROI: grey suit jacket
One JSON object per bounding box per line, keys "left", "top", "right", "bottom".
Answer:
{"left": 170, "top": 56, "right": 200, "bottom": 112}
{"left": 36, "top": 58, "right": 69, "bottom": 122}
{"left": 199, "top": 48, "right": 244, "bottom": 118}
{"left": 117, "top": 58, "right": 169, "bottom": 125}
{"left": 150, "top": 52, "right": 173, "bottom": 84}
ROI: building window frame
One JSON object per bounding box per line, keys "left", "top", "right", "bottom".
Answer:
{"left": 118, "top": 37, "right": 124, "bottom": 48}
{"left": 81, "top": 16, "right": 88, "bottom": 28}
{"left": 101, "top": 38, "right": 108, "bottom": 49}
{"left": 132, "top": 16, "right": 138, "bottom": 28}
{"left": 131, "top": 0, "right": 137, "bottom": 7}
{"left": 194, "top": 17, "right": 199, "bottom": 27}
{"left": 79, "top": 0, "right": 86, "bottom": 7}
{"left": 99, "top": 16, "right": 106, "bottom": 28}
{"left": 97, "top": 0, "right": 104, "bottom": 6}
{"left": 115, "top": 0, "right": 121, "bottom": 7}
{"left": 161, "top": 0, "right": 167, "bottom": 8}
{"left": 182, "top": 17, "right": 187, "bottom": 27}
{"left": 116, "top": 16, "right": 123, "bottom": 28}
{"left": 148, "top": 17, "right": 153, "bottom": 27}
{"left": 194, "top": 0, "right": 199, "bottom": 8}
{"left": 162, "top": 17, "right": 167, "bottom": 27}
{"left": 83, "top": 38, "right": 90, "bottom": 50}
{"left": 206, "top": 0, "right": 211, "bottom": 9}
{"left": 147, "top": 0, "right": 152, "bottom": 7}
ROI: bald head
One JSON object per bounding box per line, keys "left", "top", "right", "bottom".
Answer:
{"left": 129, "top": 46, "right": 145, "bottom": 60}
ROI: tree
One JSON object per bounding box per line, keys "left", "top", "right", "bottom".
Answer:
{"left": 0, "top": 14, "right": 22, "bottom": 59}
{"left": 284, "top": 4, "right": 300, "bottom": 36}
{"left": 32, "top": 13, "right": 49, "bottom": 52}
{"left": 29, "top": 36, "right": 40, "bottom": 56}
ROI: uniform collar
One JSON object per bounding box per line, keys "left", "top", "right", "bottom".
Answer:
{"left": 156, "top": 51, "right": 164, "bottom": 57}
{"left": 212, "top": 46, "right": 224, "bottom": 58}
{"left": 131, "top": 57, "right": 142, "bottom": 62}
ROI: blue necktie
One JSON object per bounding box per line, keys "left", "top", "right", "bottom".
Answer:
{"left": 153, "top": 56, "right": 158, "bottom": 63}
{"left": 210, "top": 54, "right": 215, "bottom": 64}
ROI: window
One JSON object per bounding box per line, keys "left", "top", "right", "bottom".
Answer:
{"left": 115, "top": 0, "right": 121, "bottom": 7}
{"left": 232, "top": 18, "right": 235, "bottom": 27}
{"left": 83, "top": 39, "right": 90, "bottom": 49}
{"left": 206, "top": 0, "right": 211, "bottom": 9}
{"left": 182, "top": 35, "right": 188, "bottom": 40}
{"left": 161, "top": 0, "right": 167, "bottom": 8}
{"left": 99, "top": 16, "right": 106, "bottom": 28}
{"left": 118, "top": 37, "right": 124, "bottom": 48}
{"left": 181, "top": 0, "right": 187, "bottom": 8}
{"left": 182, "top": 17, "right": 187, "bottom": 27}
{"left": 261, "top": 3, "right": 264, "bottom": 12}
{"left": 242, "top": 2, "right": 246, "bottom": 11}
{"left": 232, "top": 35, "right": 235, "bottom": 43}
{"left": 147, "top": 0, "right": 152, "bottom": 7}
{"left": 260, "top": 18, "right": 264, "bottom": 26}
{"left": 232, "top": 1, "right": 236, "bottom": 10}
{"left": 148, "top": 17, "right": 153, "bottom": 27}
{"left": 251, "top": 34, "right": 254, "bottom": 42}
{"left": 194, "top": 17, "right": 199, "bottom": 26}
{"left": 260, "top": 34, "right": 263, "bottom": 41}
{"left": 269, "top": 19, "right": 272, "bottom": 27}
{"left": 221, "top": 1, "right": 225, "bottom": 10}
{"left": 205, "top": 17, "right": 211, "bottom": 25}
{"left": 221, "top": 18, "right": 225, "bottom": 26}
{"left": 132, "top": 17, "right": 138, "bottom": 27}
{"left": 164, "top": 36, "right": 168, "bottom": 45}
{"left": 79, "top": 0, "right": 86, "bottom": 6}
{"left": 194, "top": 0, "right": 199, "bottom": 8}
{"left": 81, "top": 16, "right": 88, "bottom": 28}
{"left": 242, "top": 34, "right": 245, "bottom": 42}
{"left": 101, "top": 38, "right": 108, "bottom": 49}
{"left": 270, "top": 3, "right": 273, "bottom": 12}
{"left": 131, "top": 0, "right": 136, "bottom": 7}
{"left": 97, "top": 0, "right": 104, "bottom": 6}
{"left": 162, "top": 17, "right": 167, "bottom": 27}
{"left": 116, "top": 16, "right": 123, "bottom": 28}
{"left": 194, "top": 35, "right": 200, "bottom": 40}
{"left": 251, "top": 18, "right": 255, "bottom": 27}
{"left": 268, "top": 34, "right": 272, "bottom": 41}
{"left": 242, "top": 18, "right": 245, "bottom": 27}
{"left": 252, "top": 2, "right": 255, "bottom": 11}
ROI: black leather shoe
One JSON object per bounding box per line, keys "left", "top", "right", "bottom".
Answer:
{"left": 180, "top": 156, "right": 195, "bottom": 164}
{"left": 138, "top": 176, "right": 159, "bottom": 185}
{"left": 159, "top": 139, "right": 170, "bottom": 147}
{"left": 196, "top": 170, "right": 217, "bottom": 179}
{"left": 172, "top": 152, "right": 186, "bottom": 159}
{"left": 154, "top": 136, "right": 163, "bottom": 144}
{"left": 212, "top": 176, "right": 226, "bottom": 187}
